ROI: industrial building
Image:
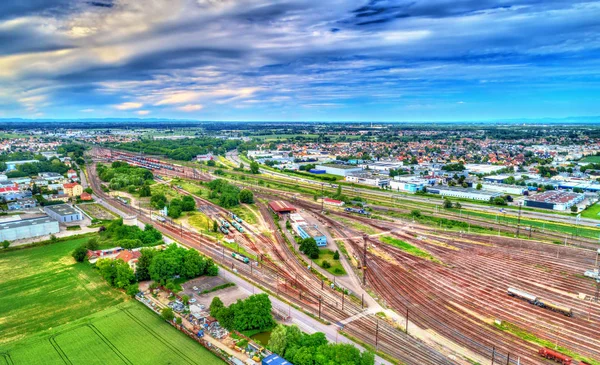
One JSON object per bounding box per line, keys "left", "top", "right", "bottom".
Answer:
{"left": 481, "top": 183, "right": 527, "bottom": 195}
{"left": 323, "top": 198, "right": 345, "bottom": 207}
{"left": 268, "top": 200, "right": 297, "bottom": 214}
{"left": 524, "top": 191, "right": 584, "bottom": 211}
{"left": 345, "top": 172, "right": 389, "bottom": 187}
{"left": 0, "top": 216, "right": 60, "bottom": 241}
{"left": 292, "top": 223, "right": 327, "bottom": 246}
{"left": 390, "top": 177, "right": 429, "bottom": 193}
{"left": 315, "top": 163, "right": 363, "bottom": 176}
{"left": 7, "top": 198, "right": 37, "bottom": 211}
{"left": 428, "top": 186, "right": 502, "bottom": 201}
{"left": 43, "top": 204, "right": 83, "bottom": 223}
{"left": 359, "top": 161, "right": 404, "bottom": 172}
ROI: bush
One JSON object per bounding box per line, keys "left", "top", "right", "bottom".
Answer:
{"left": 72, "top": 245, "right": 88, "bottom": 262}
{"left": 2, "top": 240, "right": 10, "bottom": 249}
{"left": 333, "top": 250, "right": 340, "bottom": 260}
{"left": 321, "top": 260, "right": 331, "bottom": 269}
{"left": 161, "top": 307, "right": 175, "bottom": 321}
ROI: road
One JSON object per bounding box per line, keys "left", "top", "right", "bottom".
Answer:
{"left": 227, "top": 151, "right": 600, "bottom": 228}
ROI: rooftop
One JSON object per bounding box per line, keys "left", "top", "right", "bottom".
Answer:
{"left": 0, "top": 216, "right": 57, "bottom": 230}
{"left": 44, "top": 204, "right": 80, "bottom": 216}
{"left": 318, "top": 163, "right": 362, "bottom": 169}
{"left": 525, "top": 191, "right": 583, "bottom": 204}
{"left": 268, "top": 200, "right": 297, "bottom": 213}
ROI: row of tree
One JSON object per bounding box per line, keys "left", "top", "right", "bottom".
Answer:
{"left": 137, "top": 244, "right": 218, "bottom": 283}
{"left": 268, "top": 324, "right": 374, "bottom": 365}
{"left": 206, "top": 179, "right": 254, "bottom": 208}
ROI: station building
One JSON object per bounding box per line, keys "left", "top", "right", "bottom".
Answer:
{"left": 43, "top": 204, "right": 83, "bottom": 223}
{"left": 0, "top": 216, "right": 59, "bottom": 241}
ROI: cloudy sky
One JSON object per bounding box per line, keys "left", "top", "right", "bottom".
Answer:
{"left": 0, "top": 0, "right": 599, "bottom": 121}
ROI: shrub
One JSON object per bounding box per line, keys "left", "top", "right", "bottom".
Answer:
{"left": 321, "top": 260, "right": 331, "bottom": 269}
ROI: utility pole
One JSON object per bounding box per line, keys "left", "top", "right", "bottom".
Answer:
{"left": 375, "top": 318, "right": 379, "bottom": 349}
{"left": 491, "top": 346, "right": 495, "bottom": 365}
{"left": 363, "top": 234, "right": 368, "bottom": 286}
{"left": 406, "top": 308, "right": 409, "bottom": 334}
{"left": 321, "top": 183, "right": 324, "bottom": 212}
{"left": 318, "top": 296, "right": 322, "bottom": 319}
{"left": 516, "top": 204, "right": 522, "bottom": 237}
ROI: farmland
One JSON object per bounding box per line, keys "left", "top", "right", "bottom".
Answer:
{"left": 0, "top": 236, "right": 223, "bottom": 365}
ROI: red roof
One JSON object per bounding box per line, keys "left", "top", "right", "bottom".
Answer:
{"left": 80, "top": 192, "right": 93, "bottom": 201}
{"left": 324, "top": 198, "right": 343, "bottom": 204}
{"left": 116, "top": 250, "right": 141, "bottom": 263}
{"left": 68, "top": 169, "right": 76, "bottom": 173}
{"left": 63, "top": 182, "right": 79, "bottom": 189}
{"left": 268, "top": 200, "right": 297, "bottom": 213}
{"left": 0, "top": 186, "right": 18, "bottom": 193}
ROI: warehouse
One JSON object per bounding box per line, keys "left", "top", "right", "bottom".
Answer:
{"left": 315, "top": 163, "right": 363, "bottom": 176}
{"left": 43, "top": 204, "right": 83, "bottom": 223}
{"left": 0, "top": 216, "right": 60, "bottom": 241}
{"left": 292, "top": 223, "right": 327, "bottom": 246}
{"left": 428, "top": 186, "right": 502, "bottom": 201}
{"left": 345, "top": 172, "right": 389, "bottom": 187}
{"left": 262, "top": 354, "right": 291, "bottom": 365}
{"left": 524, "top": 191, "right": 584, "bottom": 211}
{"left": 268, "top": 200, "right": 297, "bottom": 214}
{"left": 481, "top": 183, "right": 527, "bottom": 195}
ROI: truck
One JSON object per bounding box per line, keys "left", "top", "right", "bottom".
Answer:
{"left": 538, "top": 347, "right": 572, "bottom": 365}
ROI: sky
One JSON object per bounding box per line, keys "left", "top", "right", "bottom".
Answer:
{"left": 0, "top": 0, "right": 599, "bottom": 122}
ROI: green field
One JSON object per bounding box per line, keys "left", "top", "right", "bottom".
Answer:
{"left": 581, "top": 155, "right": 600, "bottom": 163}
{"left": 0, "top": 236, "right": 224, "bottom": 365}
{"left": 581, "top": 203, "right": 600, "bottom": 220}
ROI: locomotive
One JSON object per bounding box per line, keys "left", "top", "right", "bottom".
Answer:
{"left": 507, "top": 288, "right": 572, "bottom": 317}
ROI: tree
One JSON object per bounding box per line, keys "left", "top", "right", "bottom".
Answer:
{"left": 182, "top": 295, "right": 190, "bottom": 305}
{"left": 268, "top": 325, "right": 289, "bottom": 356}
{"left": 321, "top": 260, "right": 331, "bottom": 269}
{"left": 250, "top": 161, "right": 260, "bottom": 174}
{"left": 239, "top": 189, "right": 254, "bottom": 204}
{"left": 181, "top": 195, "right": 196, "bottom": 211}
{"left": 167, "top": 204, "right": 182, "bottom": 219}
{"left": 175, "top": 316, "right": 183, "bottom": 325}
{"left": 443, "top": 198, "right": 453, "bottom": 209}
{"left": 151, "top": 193, "right": 167, "bottom": 209}
{"left": 213, "top": 220, "right": 219, "bottom": 232}
{"left": 454, "top": 202, "right": 462, "bottom": 209}
{"left": 333, "top": 250, "right": 340, "bottom": 260}
{"left": 136, "top": 248, "right": 156, "bottom": 281}
{"left": 139, "top": 185, "right": 151, "bottom": 197}
{"left": 161, "top": 307, "right": 175, "bottom": 321}
{"left": 126, "top": 284, "right": 139, "bottom": 297}
{"left": 476, "top": 183, "right": 482, "bottom": 190}
{"left": 299, "top": 238, "right": 319, "bottom": 259}
{"left": 72, "top": 245, "right": 88, "bottom": 262}
{"left": 86, "top": 237, "right": 99, "bottom": 250}
{"left": 1, "top": 240, "right": 10, "bottom": 249}
{"left": 571, "top": 205, "right": 578, "bottom": 213}
{"left": 210, "top": 296, "right": 224, "bottom": 317}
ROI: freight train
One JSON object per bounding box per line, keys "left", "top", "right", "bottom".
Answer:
{"left": 231, "top": 221, "right": 244, "bottom": 233}
{"left": 344, "top": 207, "right": 370, "bottom": 215}
{"left": 220, "top": 219, "right": 231, "bottom": 229}
{"left": 232, "top": 252, "right": 250, "bottom": 264}
{"left": 508, "top": 288, "right": 573, "bottom": 317}
{"left": 229, "top": 212, "right": 243, "bottom": 223}
{"left": 220, "top": 226, "right": 230, "bottom": 234}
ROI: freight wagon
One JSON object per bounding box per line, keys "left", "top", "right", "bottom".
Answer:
{"left": 507, "top": 288, "right": 573, "bottom": 317}
{"left": 538, "top": 347, "right": 571, "bottom": 365}
{"left": 220, "top": 226, "right": 230, "bottom": 234}
{"left": 232, "top": 252, "right": 250, "bottom": 264}
{"left": 231, "top": 221, "right": 244, "bottom": 233}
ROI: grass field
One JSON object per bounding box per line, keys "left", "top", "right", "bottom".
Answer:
{"left": 0, "top": 236, "right": 224, "bottom": 365}
{"left": 581, "top": 203, "right": 600, "bottom": 220}
{"left": 581, "top": 155, "right": 600, "bottom": 163}
{"left": 315, "top": 249, "right": 346, "bottom": 276}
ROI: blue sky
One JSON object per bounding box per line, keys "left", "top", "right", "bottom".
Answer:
{"left": 0, "top": 0, "right": 599, "bottom": 121}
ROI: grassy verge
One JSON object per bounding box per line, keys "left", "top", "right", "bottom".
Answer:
{"left": 581, "top": 203, "right": 600, "bottom": 220}
{"left": 494, "top": 321, "right": 599, "bottom": 365}
{"left": 380, "top": 236, "right": 442, "bottom": 264}
{"left": 201, "top": 282, "right": 235, "bottom": 294}
{"left": 314, "top": 249, "right": 346, "bottom": 276}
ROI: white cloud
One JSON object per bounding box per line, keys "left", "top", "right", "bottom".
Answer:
{"left": 137, "top": 110, "right": 150, "bottom": 115}
{"left": 114, "top": 102, "right": 143, "bottom": 110}
{"left": 177, "top": 104, "right": 203, "bottom": 112}
{"left": 80, "top": 108, "right": 95, "bottom": 112}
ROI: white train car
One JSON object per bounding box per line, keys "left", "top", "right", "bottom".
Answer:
{"left": 507, "top": 287, "right": 537, "bottom": 303}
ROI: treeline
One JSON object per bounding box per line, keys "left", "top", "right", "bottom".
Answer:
{"left": 206, "top": 179, "right": 254, "bottom": 208}
{"left": 2, "top": 158, "right": 71, "bottom": 178}
{"left": 97, "top": 162, "right": 154, "bottom": 192}
{"left": 268, "top": 324, "right": 374, "bottom": 365}
{"left": 150, "top": 194, "right": 196, "bottom": 219}
{"left": 210, "top": 294, "right": 274, "bottom": 332}
{"left": 114, "top": 138, "right": 242, "bottom": 161}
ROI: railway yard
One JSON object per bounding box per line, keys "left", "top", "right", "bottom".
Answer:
{"left": 88, "top": 147, "right": 600, "bottom": 365}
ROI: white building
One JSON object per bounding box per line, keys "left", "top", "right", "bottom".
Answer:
{"left": 315, "top": 164, "right": 363, "bottom": 176}
{"left": 0, "top": 216, "right": 60, "bottom": 241}
{"left": 390, "top": 177, "right": 429, "bottom": 193}
{"left": 428, "top": 186, "right": 502, "bottom": 201}
{"left": 481, "top": 183, "right": 527, "bottom": 195}
{"left": 345, "top": 173, "right": 389, "bottom": 187}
